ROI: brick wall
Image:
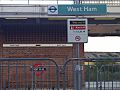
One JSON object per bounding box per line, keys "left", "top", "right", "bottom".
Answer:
{"left": 2, "top": 47, "right": 73, "bottom": 64}
{"left": 0, "top": 30, "right": 85, "bottom": 88}
{"left": 1, "top": 29, "right": 84, "bottom": 65}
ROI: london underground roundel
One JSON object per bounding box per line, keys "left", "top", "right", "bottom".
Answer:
{"left": 33, "top": 63, "right": 46, "bottom": 77}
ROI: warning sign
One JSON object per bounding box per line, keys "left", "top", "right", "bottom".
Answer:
{"left": 67, "top": 19, "right": 88, "bottom": 43}
{"left": 33, "top": 63, "right": 46, "bottom": 77}
{"left": 70, "top": 26, "right": 86, "bottom": 30}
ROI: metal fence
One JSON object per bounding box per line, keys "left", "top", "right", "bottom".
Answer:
{"left": 1, "top": 58, "right": 120, "bottom": 90}
{"left": 0, "top": 58, "right": 59, "bottom": 90}
{"left": 62, "top": 58, "right": 120, "bottom": 90}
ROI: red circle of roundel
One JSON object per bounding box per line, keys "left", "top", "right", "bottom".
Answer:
{"left": 33, "top": 63, "right": 45, "bottom": 77}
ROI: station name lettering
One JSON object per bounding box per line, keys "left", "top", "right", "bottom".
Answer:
{"left": 67, "top": 6, "right": 98, "bottom": 12}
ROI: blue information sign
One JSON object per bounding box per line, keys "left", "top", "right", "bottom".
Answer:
{"left": 58, "top": 4, "right": 107, "bottom": 15}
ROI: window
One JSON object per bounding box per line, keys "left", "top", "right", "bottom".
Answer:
{"left": 85, "top": 37, "right": 120, "bottom": 52}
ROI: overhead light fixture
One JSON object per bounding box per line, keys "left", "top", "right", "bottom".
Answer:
{"left": 94, "top": 17, "right": 115, "bottom": 20}
{"left": 5, "top": 17, "right": 28, "bottom": 19}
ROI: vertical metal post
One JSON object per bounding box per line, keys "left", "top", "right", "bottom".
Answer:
{"left": 88, "top": 62, "right": 90, "bottom": 90}
{"left": 48, "top": 61, "right": 51, "bottom": 89}
{"left": 74, "top": 0, "right": 82, "bottom": 87}
{"left": 100, "top": 69, "right": 102, "bottom": 90}
{"left": 8, "top": 63, "right": 10, "bottom": 90}
{"left": 31, "top": 66, "right": 34, "bottom": 90}
{"left": 28, "top": 0, "right": 29, "bottom": 4}
{"left": 56, "top": 66, "right": 60, "bottom": 90}
{"left": 0, "top": 64, "right": 1, "bottom": 90}
{"left": 74, "top": 64, "right": 81, "bottom": 90}
{"left": 74, "top": 43, "right": 81, "bottom": 90}
{"left": 23, "top": 64, "right": 27, "bottom": 90}
{"left": 96, "top": 66, "right": 99, "bottom": 90}
{"left": 16, "top": 64, "right": 18, "bottom": 90}
{"left": 77, "top": 44, "right": 80, "bottom": 58}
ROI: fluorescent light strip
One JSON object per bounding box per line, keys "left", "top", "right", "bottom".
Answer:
{"left": 3, "top": 44, "right": 73, "bottom": 47}
{"left": 5, "top": 18, "right": 28, "bottom": 19}
{"left": 0, "top": 1, "right": 28, "bottom": 4}
{"left": 30, "top": 1, "right": 73, "bottom": 4}
{"left": 0, "top": 1, "right": 74, "bottom": 4}
{"left": 0, "top": 0, "right": 118, "bottom": 4}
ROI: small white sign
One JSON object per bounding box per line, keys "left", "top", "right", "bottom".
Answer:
{"left": 67, "top": 19, "right": 88, "bottom": 43}
{"left": 48, "top": 5, "right": 58, "bottom": 15}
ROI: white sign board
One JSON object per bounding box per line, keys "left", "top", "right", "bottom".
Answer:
{"left": 67, "top": 19, "right": 88, "bottom": 43}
